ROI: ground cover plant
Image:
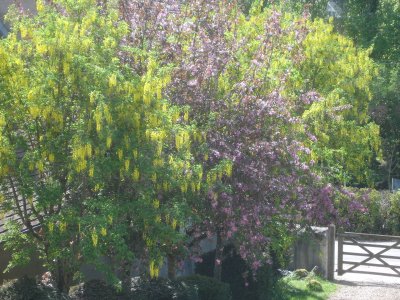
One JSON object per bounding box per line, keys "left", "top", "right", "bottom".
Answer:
{"left": 281, "top": 275, "right": 337, "bottom": 300}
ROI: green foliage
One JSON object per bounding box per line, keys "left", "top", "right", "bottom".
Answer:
{"left": 239, "top": 0, "right": 329, "bottom": 19}
{"left": 0, "top": 276, "right": 69, "bottom": 300}
{"left": 69, "top": 280, "right": 118, "bottom": 300}
{"left": 277, "top": 0, "right": 330, "bottom": 19}
{"left": 130, "top": 277, "right": 199, "bottom": 300}
{"left": 178, "top": 275, "right": 231, "bottom": 300}
{"left": 280, "top": 275, "right": 336, "bottom": 300}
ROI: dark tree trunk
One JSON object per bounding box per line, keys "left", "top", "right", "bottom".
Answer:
{"left": 213, "top": 230, "right": 223, "bottom": 281}
{"left": 121, "top": 259, "right": 132, "bottom": 295}
{"left": 55, "top": 260, "right": 74, "bottom": 293}
{"left": 167, "top": 253, "right": 176, "bottom": 280}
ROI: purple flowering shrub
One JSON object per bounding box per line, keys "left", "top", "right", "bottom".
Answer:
{"left": 120, "top": 0, "right": 374, "bottom": 277}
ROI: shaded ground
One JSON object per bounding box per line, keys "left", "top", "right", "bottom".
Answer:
{"left": 329, "top": 240, "right": 400, "bottom": 300}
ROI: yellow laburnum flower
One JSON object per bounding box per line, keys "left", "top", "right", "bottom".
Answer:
{"left": 37, "top": 161, "right": 44, "bottom": 173}
{"left": 149, "top": 260, "right": 156, "bottom": 278}
{"left": 175, "top": 134, "right": 183, "bottom": 151}
{"left": 106, "top": 136, "right": 112, "bottom": 149}
{"left": 29, "top": 106, "right": 40, "bottom": 118}
{"left": 151, "top": 173, "right": 157, "bottom": 183}
{"left": 37, "top": 0, "right": 44, "bottom": 12}
{"left": 132, "top": 168, "right": 140, "bottom": 182}
{"left": 153, "top": 199, "right": 160, "bottom": 209}
{"left": 133, "top": 113, "right": 140, "bottom": 128}
{"left": 92, "top": 231, "right": 98, "bottom": 247}
{"left": 20, "top": 26, "right": 28, "bottom": 38}
{"left": 85, "top": 144, "right": 92, "bottom": 157}
{"left": 37, "top": 44, "right": 47, "bottom": 55}
{"left": 124, "top": 159, "right": 130, "bottom": 171}
{"left": 172, "top": 219, "right": 177, "bottom": 230}
{"left": 180, "top": 182, "right": 188, "bottom": 193}
{"left": 63, "top": 61, "right": 70, "bottom": 75}
{"left": 156, "top": 86, "right": 162, "bottom": 100}
{"left": 89, "top": 166, "right": 94, "bottom": 177}
{"left": 132, "top": 149, "right": 138, "bottom": 160}
{"left": 101, "top": 227, "right": 107, "bottom": 236}
{"left": 59, "top": 222, "right": 67, "bottom": 232}
{"left": 89, "top": 92, "right": 96, "bottom": 104}
{"left": 212, "top": 173, "right": 217, "bottom": 183}
{"left": 117, "top": 149, "right": 123, "bottom": 160}
{"left": 156, "top": 144, "right": 162, "bottom": 156}
{"left": 162, "top": 182, "right": 169, "bottom": 192}
{"left": 226, "top": 163, "right": 233, "bottom": 177}
{"left": 109, "top": 74, "right": 117, "bottom": 88}
{"left": 154, "top": 267, "right": 160, "bottom": 278}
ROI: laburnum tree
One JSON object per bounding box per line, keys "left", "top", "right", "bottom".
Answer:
{"left": 298, "top": 19, "right": 380, "bottom": 186}
{"left": 0, "top": 0, "right": 207, "bottom": 292}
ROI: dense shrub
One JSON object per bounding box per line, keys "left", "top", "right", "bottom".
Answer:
{"left": 253, "top": 266, "right": 287, "bottom": 300}
{"left": 69, "top": 280, "right": 118, "bottom": 300}
{"left": 337, "top": 189, "right": 400, "bottom": 235}
{"left": 0, "top": 276, "right": 69, "bottom": 300}
{"left": 129, "top": 277, "right": 199, "bottom": 300}
{"left": 195, "top": 248, "right": 255, "bottom": 300}
{"left": 195, "top": 246, "right": 286, "bottom": 300}
{"left": 178, "top": 275, "right": 231, "bottom": 300}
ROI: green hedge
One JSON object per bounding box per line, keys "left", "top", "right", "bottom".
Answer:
{"left": 129, "top": 277, "right": 199, "bottom": 300}
{"left": 0, "top": 276, "right": 69, "bottom": 300}
{"left": 69, "top": 279, "right": 118, "bottom": 300}
{"left": 178, "top": 275, "right": 231, "bottom": 300}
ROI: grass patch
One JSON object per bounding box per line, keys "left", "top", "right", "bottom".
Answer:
{"left": 279, "top": 276, "right": 337, "bottom": 300}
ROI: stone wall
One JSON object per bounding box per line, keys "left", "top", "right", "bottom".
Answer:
{"left": 0, "top": 244, "right": 46, "bottom": 284}
{"left": 292, "top": 225, "right": 335, "bottom": 280}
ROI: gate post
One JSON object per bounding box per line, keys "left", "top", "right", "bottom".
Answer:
{"left": 337, "top": 234, "right": 344, "bottom": 276}
{"left": 327, "top": 224, "right": 335, "bottom": 280}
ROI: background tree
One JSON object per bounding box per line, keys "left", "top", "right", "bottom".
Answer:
{"left": 297, "top": 19, "right": 380, "bottom": 186}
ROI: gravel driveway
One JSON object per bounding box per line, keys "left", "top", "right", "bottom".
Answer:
{"left": 329, "top": 281, "right": 400, "bottom": 300}
{"left": 329, "top": 240, "right": 400, "bottom": 300}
